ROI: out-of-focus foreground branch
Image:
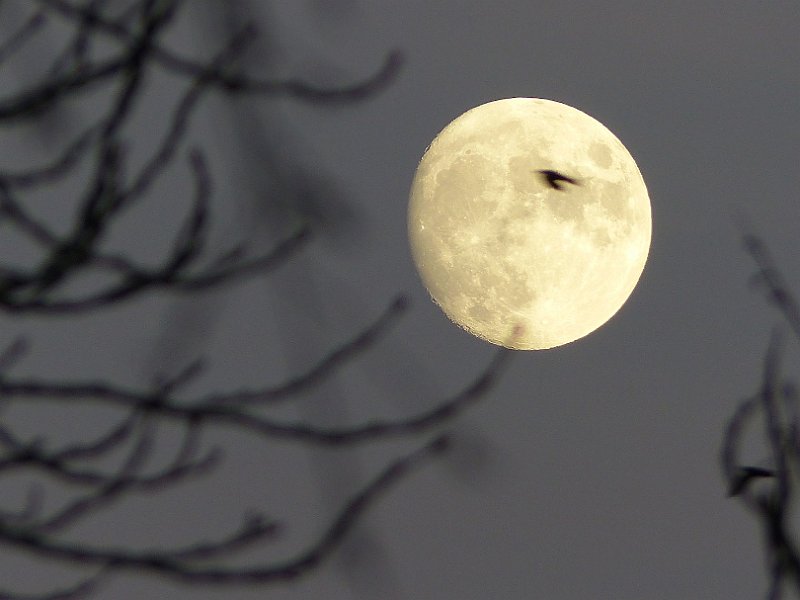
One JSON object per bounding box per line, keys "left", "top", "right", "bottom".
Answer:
{"left": 0, "top": 2, "right": 510, "bottom": 598}
{"left": 722, "top": 230, "right": 800, "bottom": 600}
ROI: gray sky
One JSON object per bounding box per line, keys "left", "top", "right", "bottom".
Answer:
{"left": 3, "top": 1, "right": 800, "bottom": 599}
{"left": 269, "top": 3, "right": 799, "bottom": 597}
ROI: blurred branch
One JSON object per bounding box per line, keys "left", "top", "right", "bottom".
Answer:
{"left": 722, "top": 227, "right": 800, "bottom": 599}
{"left": 0, "top": 122, "right": 100, "bottom": 190}
{"left": 34, "top": 421, "right": 220, "bottom": 534}
{"left": 0, "top": 0, "right": 402, "bottom": 313}
{"left": 0, "top": 434, "right": 448, "bottom": 584}
{"left": 0, "top": 9, "right": 46, "bottom": 67}
{"left": 0, "top": 181, "right": 58, "bottom": 246}
{"left": 0, "top": 13, "right": 311, "bottom": 312}
{"left": 0, "top": 2, "right": 506, "bottom": 598}
{"left": 0, "top": 313, "right": 510, "bottom": 445}
{"left": 206, "top": 295, "right": 411, "bottom": 406}
{"left": 0, "top": 55, "right": 132, "bottom": 121}
{"left": 0, "top": 568, "right": 109, "bottom": 600}
{"left": 36, "top": 0, "right": 403, "bottom": 103}
{"left": 743, "top": 233, "right": 800, "bottom": 340}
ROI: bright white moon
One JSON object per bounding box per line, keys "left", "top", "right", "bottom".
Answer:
{"left": 408, "top": 98, "right": 651, "bottom": 350}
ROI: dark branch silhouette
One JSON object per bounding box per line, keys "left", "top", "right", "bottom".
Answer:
{"left": 0, "top": 3, "right": 508, "bottom": 598}
{"left": 721, "top": 226, "right": 800, "bottom": 600}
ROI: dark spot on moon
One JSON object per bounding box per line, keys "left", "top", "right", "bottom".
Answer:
{"left": 588, "top": 142, "right": 612, "bottom": 169}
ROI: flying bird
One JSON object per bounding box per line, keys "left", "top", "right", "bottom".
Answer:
{"left": 537, "top": 169, "right": 580, "bottom": 191}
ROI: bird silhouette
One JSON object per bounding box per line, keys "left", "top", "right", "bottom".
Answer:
{"left": 537, "top": 169, "right": 580, "bottom": 191}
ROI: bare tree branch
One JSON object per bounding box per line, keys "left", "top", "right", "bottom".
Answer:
{"left": 36, "top": 0, "right": 403, "bottom": 103}
{"left": 0, "top": 9, "right": 46, "bottom": 67}
{"left": 0, "top": 435, "right": 448, "bottom": 584}
{"left": 0, "top": 3, "right": 504, "bottom": 598}
{"left": 722, "top": 226, "right": 800, "bottom": 599}
{"left": 0, "top": 341, "right": 510, "bottom": 445}
{"left": 0, "top": 568, "right": 109, "bottom": 600}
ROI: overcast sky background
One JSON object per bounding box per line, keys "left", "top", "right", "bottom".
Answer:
{"left": 3, "top": 2, "right": 800, "bottom": 599}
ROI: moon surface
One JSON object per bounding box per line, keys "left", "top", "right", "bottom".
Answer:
{"left": 407, "top": 98, "right": 651, "bottom": 350}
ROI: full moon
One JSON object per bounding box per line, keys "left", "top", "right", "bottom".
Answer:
{"left": 408, "top": 98, "right": 651, "bottom": 350}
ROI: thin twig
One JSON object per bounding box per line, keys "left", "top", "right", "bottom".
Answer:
{"left": 0, "top": 347, "right": 510, "bottom": 445}
{"left": 0, "top": 9, "right": 46, "bottom": 66}
{"left": 0, "top": 435, "right": 448, "bottom": 583}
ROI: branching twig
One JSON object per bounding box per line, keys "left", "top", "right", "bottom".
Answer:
{"left": 0, "top": 344, "right": 510, "bottom": 445}
{"left": 0, "top": 3, "right": 502, "bottom": 598}
{"left": 723, "top": 226, "right": 800, "bottom": 599}
{"left": 36, "top": 0, "right": 403, "bottom": 103}
{"left": 0, "top": 435, "right": 449, "bottom": 584}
